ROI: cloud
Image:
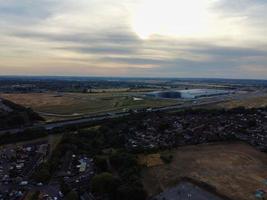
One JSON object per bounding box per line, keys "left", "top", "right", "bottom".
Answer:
{"left": 0, "top": 0, "right": 266, "bottom": 79}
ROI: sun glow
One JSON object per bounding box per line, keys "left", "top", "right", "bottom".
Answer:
{"left": 132, "top": 0, "right": 214, "bottom": 39}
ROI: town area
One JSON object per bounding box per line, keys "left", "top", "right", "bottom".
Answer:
{"left": 125, "top": 107, "right": 267, "bottom": 152}
{"left": 0, "top": 140, "right": 95, "bottom": 200}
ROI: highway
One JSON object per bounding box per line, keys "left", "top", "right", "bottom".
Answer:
{"left": 0, "top": 91, "right": 265, "bottom": 135}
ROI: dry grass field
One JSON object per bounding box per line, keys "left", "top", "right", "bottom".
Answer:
{"left": 0, "top": 92, "right": 178, "bottom": 121}
{"left": 141, "top": 143, "right": 267, "bottom": 200}
{"left": 217, "top": 95, "right": 267, "bottom": 109}
{"left": 139, "top": 153, "right": 164, "bottom": 167}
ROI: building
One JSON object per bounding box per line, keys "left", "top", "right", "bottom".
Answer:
{"left": 147, "top": 89, "right": 233, "bottom": 99}
{"left": 78, "top": 159, "right": 87, "bottom": 173}
{"left": 179, "top": 89, "right": 232, "bottom": 99}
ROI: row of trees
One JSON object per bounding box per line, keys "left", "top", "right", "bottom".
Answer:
{"left": 0, "top": 99, "right": 43, "bottom": 129}
{"left": 0, "top": 128, "right": 48, "bottom": 145}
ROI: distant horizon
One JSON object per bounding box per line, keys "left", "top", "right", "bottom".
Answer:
{"left": 0, "top": 74, "right": 266, "bottom": 81}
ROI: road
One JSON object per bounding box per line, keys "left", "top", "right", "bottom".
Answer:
{"left": 0, "top": 91, "right": 265, "bottom": 135}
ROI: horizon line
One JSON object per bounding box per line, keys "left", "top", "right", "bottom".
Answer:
{"left": 0, "top": 75, "right": 266, "bottom": 81}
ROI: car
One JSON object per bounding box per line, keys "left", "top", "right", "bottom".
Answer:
{"left": 37, "top": 182, "right": 43, "bottom": 186}
{"left": 19, "top": 181, "right": 28, "bottom": 186}
{"left": 58, "top": 191, "right": 64, "bottom": 197}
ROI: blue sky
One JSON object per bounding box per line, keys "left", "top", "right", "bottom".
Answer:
{"left": 0, "top": 0, "right": 266, "bottom": 79}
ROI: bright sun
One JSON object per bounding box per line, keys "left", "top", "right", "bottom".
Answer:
{"left": 132, "top": 0, "right": 214, "bottom": 39}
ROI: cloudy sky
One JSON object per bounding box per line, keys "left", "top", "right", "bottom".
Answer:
{"left": 0, "top": 0, "right": 266, "bottom": 79}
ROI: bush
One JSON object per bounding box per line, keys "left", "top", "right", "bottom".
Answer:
{"left": 110, "top": 152, "right": 138, "bottom": 169}
{"left": 32, "top": 164, "right": 50, "bottom": 182}
{"left": 65, "top": 190, "right": 79, "bottom": 200}
{"left": 117, "top": 185, "right": 147, "bottom": 200}
{"left": 95, "top": 155, "right": 108, "bottom": 172}
{"left": 160, "top": 152, "right": 173, "bottom": 164}
{"left": 91, "top": 172, "right": 121, "bottom": 196}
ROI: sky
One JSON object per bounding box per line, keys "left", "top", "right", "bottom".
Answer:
{"left": 0, "top": 0, "right": 267, "bottom": 79}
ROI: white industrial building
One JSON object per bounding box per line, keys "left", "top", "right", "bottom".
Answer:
{"left": 179, "top": 89, "right": 232, "bottom": 99}
{"left": 147, "top": 89, "right": 233, "bottom": 99}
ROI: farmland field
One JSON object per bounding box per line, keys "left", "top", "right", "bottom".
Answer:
{"left": 139, "top": 153, "right": 164, "bottom": 167}
{"left": 0, "top": 92, "right": 179, "bottom": 121}
{"left": 216, "top": 95, "right": 267, "bottom": 109}
{"left": 141, "top": 143, "right": 267, "bottom": 200}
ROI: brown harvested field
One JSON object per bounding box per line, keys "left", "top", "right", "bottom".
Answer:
{"left": 141, "top": 143, "right": 267, "bottom": 200}
{"left": 0, "top": 92, "right": 178, "bottom": 121}
{"left": 139, "top": 153, "right": 164, "bottom": 167}
{"left": 217, "top": 95, "right": 267, "bottom": 109}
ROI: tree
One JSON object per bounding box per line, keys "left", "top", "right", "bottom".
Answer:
{"left": 91, "top": 172, "right": 120, "bottom": 196}
{"left": 60, "top": 178, "right": 71, "bottom": 195}
{"left": 160, "top": 152, "right": 173, "bottom": 164}
{"left": 30, "top": 191, "right": 40, "bottom": 200}
{"left": 33, "top": 165, "right": 50, "bottom": 182}
{"left": 117, "top": 185, "right": 147, "bottom": 200}
{"left": 247, "top": 119, "right": 257, "bottom": 127}
{"left": 65, "top": 190, "right": 79, "bottom": 200}
{"left": 110, "top": 152, "right": 137, "bottom": 169}
{"left": 95, "top": 156, "right": 108, "bottom": 172}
